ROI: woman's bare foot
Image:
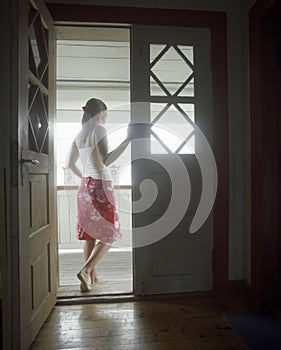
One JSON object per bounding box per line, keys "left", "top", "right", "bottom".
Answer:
{"left": 90, "top": 268, "right": 106, "bottom": 284}
{"left": 77, "top": 270, "right": 91, "bottom": 292}
{"left": 90, "top": 276, "right": 106, "bottom": 284}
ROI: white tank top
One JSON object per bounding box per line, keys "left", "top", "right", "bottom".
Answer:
{"left": 78, "top": 147, "right": 112, "bottom": 180}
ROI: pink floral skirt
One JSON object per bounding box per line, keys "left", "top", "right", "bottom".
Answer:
{"left": 77, "top": 177, "right": 122, "bottom": 244}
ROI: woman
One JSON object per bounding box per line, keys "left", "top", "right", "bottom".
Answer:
{"left": 65, "top": 98, "right": 129, "bottom": 292}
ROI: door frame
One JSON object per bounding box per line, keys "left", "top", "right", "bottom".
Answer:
{"left": 47, "top": 3, "right": 230, "bottom": 295}
{"left": 249, "top": 0, "right": 281, "bottom": 307}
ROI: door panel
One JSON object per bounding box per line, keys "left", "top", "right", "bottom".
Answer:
{"left": 19, "top": 0, "right": 57, "bottom": 348}
{"left": 131, "top": 25, "right": 213, "bottom": 295}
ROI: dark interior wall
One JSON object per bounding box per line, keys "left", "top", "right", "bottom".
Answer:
{"left": 0, "top": 0, "right": 21, "bottom": 348}
{"left": 250, "top": 0, "right": 281, "bottom": 307}
{"left": 261, "top": 8, "right": 281, "bottom": 305}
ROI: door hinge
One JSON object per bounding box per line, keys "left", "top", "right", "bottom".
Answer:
{"left": 211, "top": 249, "right": 215, "bottom": 271}
{"left": 11, "top": 141, "right": 19, "bottom": 187}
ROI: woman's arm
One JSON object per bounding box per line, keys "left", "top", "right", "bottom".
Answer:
{"left": 65, "top": 140, "right": 82, "bottom": 178}
{"left": 95, "top": 125, "right": 130, "bottom": 166}
{"left": 104, "top": 140, "right": 130, "bottom": 166}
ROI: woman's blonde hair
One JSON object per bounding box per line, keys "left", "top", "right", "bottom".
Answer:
{"left": 82, "top": 98, "right": 107, "bottom": 126}
{"left": 81, "top": 98, "right": 107, "bottom": 138}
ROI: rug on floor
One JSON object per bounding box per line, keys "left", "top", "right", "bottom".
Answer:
{"left": 224, "top": 312, "right": 281, "bottom": 350}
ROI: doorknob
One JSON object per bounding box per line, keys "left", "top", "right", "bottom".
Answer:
{"left": 20, "top": 154, "right": 40, "bottom": 185}
{"left": 21, "top": 159, "right": 40, "bottom": 165}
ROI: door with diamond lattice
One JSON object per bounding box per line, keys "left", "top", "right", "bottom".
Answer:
{"left": 131, "top": 25, "right": 214, "bottom": 295}
{"left": 18, "top": 0, "right": 57, "bottom": 349}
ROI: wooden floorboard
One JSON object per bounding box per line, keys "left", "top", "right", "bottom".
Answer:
{"left": 30, "top": 295, "right": 257, "bottom": 350}
{"left": 58, "top": 249, "right": 133, "bottom": 298}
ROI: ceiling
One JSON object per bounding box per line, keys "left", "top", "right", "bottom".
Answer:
{"left": 56, "top": 26, "right": 131, "bottom": 123}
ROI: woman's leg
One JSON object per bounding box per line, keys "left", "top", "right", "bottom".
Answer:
{"left": 77, "top": 241, "right": 111, "bottom": 292}
{"left": 83, "top": 240, "right": 96, "bottom": 284}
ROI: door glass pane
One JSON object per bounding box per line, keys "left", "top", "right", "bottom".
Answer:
{"left": 28, "top": 82, "right": 49, "bottom": 154}
{"left": 178, "top": 77, "right": 194, "bottom": 97}
{"left": 150, "top": 44, "right": 167, "bottom": 62}
{"left": 150, "top": 44, "right": 194, "bottom": 97}
{"left": 28, "top": 2, "right": 49, "bottom": 154}
{"left": 151, "top": 134, "right": 169, "bottom": 154}
{"left": 178, "top": 103, "right": 195, "bottom": 123}
{"left": 178, "top": 45, "right": 194, "bottom": 65}
{"left": 29, "top": 23, "right": 41, "bottom": 69}
{"left": 178, "top": 134, "right": 195, "bottom": 154}
{"left": 28, "top": 4, "right": 49, "bottom": 87}
{"left": 150, "top": 103, "right": 195, "bottom": 154}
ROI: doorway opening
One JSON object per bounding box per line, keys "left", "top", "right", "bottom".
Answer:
{"left": 55, "top": 26, "right": 133, "bottom": 298}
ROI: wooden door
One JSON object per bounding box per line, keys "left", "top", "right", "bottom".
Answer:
{"left": 18, "top": 0, "right": 57, "bottom": 348}
{"left": 131, "top": 25, "right": 215, "bottom": 295}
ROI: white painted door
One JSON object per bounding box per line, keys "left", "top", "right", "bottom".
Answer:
{"left": 18, "top": 0, "right": 57, "bottom": 348}
{"left": 131, "top": 25, "right": 214, "bottom": 295}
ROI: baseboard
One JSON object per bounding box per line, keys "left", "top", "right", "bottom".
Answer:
{"left": 226, "top": 279, "right": 251, "bottom": 297}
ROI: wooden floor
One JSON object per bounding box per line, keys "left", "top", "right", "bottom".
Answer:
{"left": 49, "top": 251, "right": 257, "bottom": 349}
{"left": 30, "top": 295, "right": 257, "bottom": 349}
{"left": 58, "top": 249, "right": 133, "bottom": 298}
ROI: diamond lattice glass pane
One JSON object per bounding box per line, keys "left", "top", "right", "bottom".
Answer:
{"left": 150, "top": 45, "right": 194, "bottom": 96}
{"left": 179, "top": 134, "right": 195, "bottom": 154}
{"left": 150, "top": 103, "right": 168, "bottom": 122}
{"left": 29, "top": 21, "right": 41, "bottom": 69}
{"left": 43, "top": 26, "right": 49, "bottom": 53}
{"left": 29, "top": 9, "right": 48, "bottom": 83}
{"left": 42, "top": 93, "right": 49, "bottom": 119}
{"left": 28, "top": 40, "right": 37, "bottom": 77}
{"left": 28, "top": 82, "right": 38, "bottom": 107}
{"left": 150, "top": 44, "right": 167, "bottom": 62}
{"left": 178, "top": 45, "right": 194, "bottom": 65}
{"left": 41, "top": 68, "right": 49, "bottom": 89}
{"left": 151, "top": 134, "right": 169, "bottom": 154}
{"left": 177, "top": 46, "right": 194, "bottom": 96}
{"left": 178, "top": 104, "right": 195, "bottom": 123}
{"left": 150, "top": 76, "right": 167, "bottom": 96}
{"left": 179, "top": 77, "right": 194, "bottom": 97}
{"left": 29, "top": 84, "right": 49, "bottom": 154}
{"left": 151, "top": 104, "right": 194, "bottom": 153}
